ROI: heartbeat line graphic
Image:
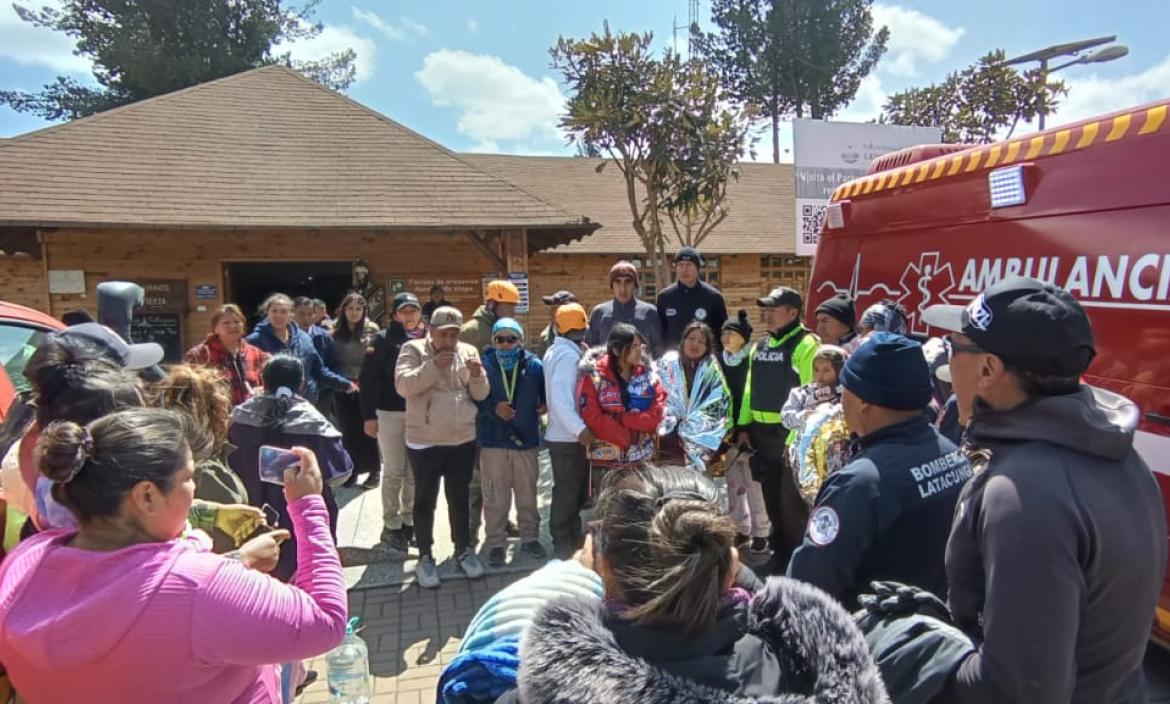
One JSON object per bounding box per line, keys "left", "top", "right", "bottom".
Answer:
{"left": 815, "top": 253, "right": 899, "bottom": 300}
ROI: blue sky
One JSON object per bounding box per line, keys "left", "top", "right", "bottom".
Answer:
{"left": 2, "top": 0, "right": 1168, "bottom": 160}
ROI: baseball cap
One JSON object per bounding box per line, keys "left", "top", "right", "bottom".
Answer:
{"left": 486, "top": 280, "right": 521, "bottom": 304}
{"left": 430, "top": 306, "right": 464, "bottom": 330}
{"left": 58, "top": 323, "right": 164, "bottom": 371}
{"left": 922, "top": 276, "right": 1096, "bottom": 377}
{"left": 392, "top": 292, "right": 421, "bottom": 313}
{"left": 757, "top": 286, "right": 803, "bottom": 309}
{"left": 555, "top": 303, "right": 588, "bottom": 334}
{"left": 541, "top": 290, "right": 578, "bottom": 306}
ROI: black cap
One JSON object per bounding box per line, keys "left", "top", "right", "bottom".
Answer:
{"left": 392, "top": 292, "right": 421, "bottom": 314}
{"left": 541, "top": 290, "right": 578, "bottom": 306}
{"left": 923, "top": 276, "right": 1096, "bottom": 377}
{"left": 674, "top": 247, "right": 704, "bottom": 267}
{"left": 757, "top": 286, "right": 803, "bottom": 309}
{"left": 815, "top": 293, "right": 856, "bottom": 328}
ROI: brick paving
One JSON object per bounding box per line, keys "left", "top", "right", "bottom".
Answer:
{"left": 298, "top": 572, "right": 531, "bottom": 704}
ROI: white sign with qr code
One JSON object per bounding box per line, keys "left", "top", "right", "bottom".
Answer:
{"left": 793, "top": 120, "right": 941, "bottom": 257}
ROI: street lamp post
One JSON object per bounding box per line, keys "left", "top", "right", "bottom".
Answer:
{"left": 1005, "top": 36, "right": 1129, "bottom": 130}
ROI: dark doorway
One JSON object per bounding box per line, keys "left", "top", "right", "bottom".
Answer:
{"left": 225, "top": 261, "right": 354, "bottom": 326}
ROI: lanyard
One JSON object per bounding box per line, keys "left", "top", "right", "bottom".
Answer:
{"left": 498, "top": 358, "right": 520, "bottom": 404}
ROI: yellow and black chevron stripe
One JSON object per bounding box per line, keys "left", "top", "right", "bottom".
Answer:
{"left": 829, "top": 102, "right": 1170, "bottom": 203}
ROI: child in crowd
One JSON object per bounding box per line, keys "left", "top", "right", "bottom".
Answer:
{"left": 782, "top": 346, "right": 851, "bottom": 504}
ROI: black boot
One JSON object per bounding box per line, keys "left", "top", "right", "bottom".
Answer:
{"left": 361, "top": 469, "right": 381, "bottom": 489}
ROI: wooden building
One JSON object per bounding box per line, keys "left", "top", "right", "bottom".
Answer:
{"left": 0, "top": 64, "right": 803, "bottom": 354}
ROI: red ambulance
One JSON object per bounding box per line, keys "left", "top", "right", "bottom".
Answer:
{"left": 808, "top": 99, "right": 1170, "bottom": 645}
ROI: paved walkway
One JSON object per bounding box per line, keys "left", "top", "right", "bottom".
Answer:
{"left": 298, "top": 571, "right": 531, "bottom": 704}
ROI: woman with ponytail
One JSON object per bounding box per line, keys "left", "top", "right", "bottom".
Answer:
{"left": 228, "top": 355, "right": 352, "bottom": 582}
{"left": 0, "top": 408, "right": 347, "bottom": 703}
{"left": 508, "top": 465, "right": 888, "bottom": 704}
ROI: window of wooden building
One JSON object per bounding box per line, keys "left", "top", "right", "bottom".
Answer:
{"left": 761, "top": 255, "right": 812, "bottom": 296}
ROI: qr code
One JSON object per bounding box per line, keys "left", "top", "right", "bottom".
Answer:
{"left": 801, "top": 204, "right": 826, "bottom": 245}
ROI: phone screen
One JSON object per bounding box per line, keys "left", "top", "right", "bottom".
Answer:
{"left": 258, "top": 445, "right": 301, "bottom": 485}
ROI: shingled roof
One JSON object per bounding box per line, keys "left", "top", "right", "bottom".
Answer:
{"left": 0, "top": 66, "right": 596, "bottom": 249}
{"left": 464, "top": 154, "right": 794, "bottom": 254}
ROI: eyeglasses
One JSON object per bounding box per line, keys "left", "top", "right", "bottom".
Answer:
{"left": 944, "top": 334, "right": 983, "bottom": 358}
{"left": 494, "top": 336, "right": 519, "bottom": 344}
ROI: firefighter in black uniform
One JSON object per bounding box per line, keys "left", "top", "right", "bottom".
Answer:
{"left": 655, "top": 247, "right": 728, "bottom": 350}
{"left": 787, "top": 332, "right": 971, "bottom": 609}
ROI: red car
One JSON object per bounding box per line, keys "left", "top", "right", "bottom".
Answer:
{"left": 809, "top": 98, "right": 1170, "bottom": 644}
{"left": 0, "top": 301, "right": 64, "bottom": 421}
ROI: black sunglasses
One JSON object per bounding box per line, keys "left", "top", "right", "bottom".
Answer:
{"left": 494, "top": 336, "right": 519, "bottom": 344}
{"left": 944, "top": 334, "right": 983, "bottom": 358}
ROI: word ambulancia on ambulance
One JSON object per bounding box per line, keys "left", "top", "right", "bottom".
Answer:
{"left": 806, "top": 99, "right": 1170, "bottom": 645}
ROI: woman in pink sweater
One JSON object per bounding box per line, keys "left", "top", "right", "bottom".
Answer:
{"left": 0, "top": 408, "right": 348, "bottom": 703}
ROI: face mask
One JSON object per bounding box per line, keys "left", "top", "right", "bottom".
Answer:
{"left": 496, "top": 346, "right": 522, "bottom": 370}
{"left": 722, "top": 348, "right": 748, "bottom": 367}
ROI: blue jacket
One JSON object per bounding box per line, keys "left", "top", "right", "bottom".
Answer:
{"left": 300, "top": 323, "right": 344, "bottom": 382}
{"left": 787, "top": 416, "right": 972, "bottom": 609}
{"left": 245, "top": 321, "right": 349, "bottom": 402}
{"left": 475, "top": 348, "right": 545, "bottom": 450}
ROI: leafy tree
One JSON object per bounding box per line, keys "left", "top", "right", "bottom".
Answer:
{"left": 694, "top": 0, "right": 888, "bottom": 162}
{"left": 881, "top": 50, "right": 1065, "bottom": 144}
{"left": 1, "top": 0, "right": 356, "bottom": 121}
{"left": 550, "top": 24, "right": 755, "bottom": 289}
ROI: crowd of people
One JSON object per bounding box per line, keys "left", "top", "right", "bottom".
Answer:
{"left": 0, "top": 250, "right": 1164, "bottom": 703}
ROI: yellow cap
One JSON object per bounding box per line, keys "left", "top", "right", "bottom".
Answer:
{"left": 486, "top": 280, "right": 521, "bottom": 304}
{"left": 555, "top": 303, "right": 588, "bottom": 333}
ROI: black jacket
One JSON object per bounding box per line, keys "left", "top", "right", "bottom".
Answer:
{"left": 358, "top": 322, "right": 410, "bottom": 417}
{"left": 944, "top": 386, "right": 1167, "bottom": 704}
{"left": 514, "top": 577, "right": 889, "bottom": 703}
{"left": 787, "top": 416, "right": 971, "bottom": 609}
{"left": 656, "top": 280, "right": 728, "bottom": 350}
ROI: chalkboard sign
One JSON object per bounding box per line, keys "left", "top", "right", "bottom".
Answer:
{"left": 131, "top": 312, "right": 183, "bottom": 363}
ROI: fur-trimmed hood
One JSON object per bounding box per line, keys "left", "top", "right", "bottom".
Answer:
{"left": 517, "top": 577, "right": 889, "bottom": 704}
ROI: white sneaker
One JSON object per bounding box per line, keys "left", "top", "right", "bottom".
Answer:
{"left": 457, "top": 549, "right": 485, "bottom": 579}
{"left": 416, "top": 555, "right": 441, "bottom": 589}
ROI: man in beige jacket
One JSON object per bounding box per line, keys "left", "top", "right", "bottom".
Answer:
{"left": 396, "top": 306, "right": 490, "bottom": 588}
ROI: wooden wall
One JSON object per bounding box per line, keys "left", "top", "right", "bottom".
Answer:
{"left": 38, "top": 228, "right": 511, "bottom": 350}
{"left": 10, "top": 228, "right": 813, "bottom": 353}
{"left": 0, "top": 255, "right": 48, "bottom": 311}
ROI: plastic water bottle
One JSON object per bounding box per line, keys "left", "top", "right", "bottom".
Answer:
{"left": 327, "top": 617, "right": 371, "bottom": 703}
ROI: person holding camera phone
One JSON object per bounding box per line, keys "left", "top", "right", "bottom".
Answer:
{"left": 475, "top": 318, "right": 547, "bottom": 568}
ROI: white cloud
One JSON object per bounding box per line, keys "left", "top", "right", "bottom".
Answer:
{"left": 837, "top": 74, "right": 888, "bottom": 123}
{"left": 468, "top": 140, "right": 499, "bottom": 153}
{"left": 416, "top": 49, "right": 566, "bottom": 146}
{"left": 287, "top": 24, "right": 377, "bottom": 83}
{"left": 871, "top": 4, "right": 964, "bottom": 77}
{"left": 352, "top": 8, "right": 428, "bottom": 41}
{"left": 0, "top": 2, "right": 91, "bottom": 75}
{"left": 1047, "top": 55, "right": 1170, "bottom": 126}
{"left": 466, "top": 16, "right": 479, "bottom": 33}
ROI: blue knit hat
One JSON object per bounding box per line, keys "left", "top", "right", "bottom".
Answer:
{"left": 492, "top": 317, "right": 523, "bottom": 338}
{"left": 841, "top": 332, "right": 933, "bottom": 410}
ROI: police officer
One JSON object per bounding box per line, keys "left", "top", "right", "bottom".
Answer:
{"left": 656, "top": 247, "right": 728, "bottom": 350}
{"left": 735, "top": 286, "right": 818, "bottom": 568}
{"left": 787, "top": 333, "right": 971, "bottom": 608}
{"left": 923, "top": 277, "right": 1166, "bottom": 703}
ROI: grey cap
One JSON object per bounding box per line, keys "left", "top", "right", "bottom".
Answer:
{"left": 430, "top": 306, "right": 464, "bottom": 330}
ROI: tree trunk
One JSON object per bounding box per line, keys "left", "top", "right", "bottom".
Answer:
{"left": 772, "top": 111, "right": 780, "bottom": 164}
{"left": 654, "top": 234, "right": 670, "bottom": 301}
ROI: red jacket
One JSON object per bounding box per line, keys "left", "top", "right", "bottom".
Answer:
{"left": 185, "top": 334, "right": 269, "bottom": 406}
{"left": 576, "top": 348, "right": 665, "bottom": 466}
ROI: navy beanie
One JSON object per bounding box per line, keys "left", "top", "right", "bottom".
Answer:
{"left": 841, "top": 332, "right": 933, "bottom": 411}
